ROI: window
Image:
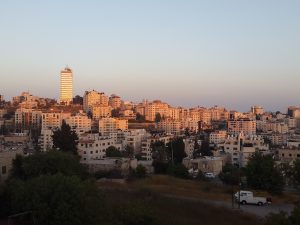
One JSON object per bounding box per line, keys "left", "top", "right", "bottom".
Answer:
{"left": 84, "top": 151, "right": 86, "bottom": 154}
{"left": 90, "top": 151, "right": 93, "bottom": 154}
{"left": 96, "top": 151, "right": 98, "bottom": 153}
{"left": 2, "top": 166, "right": 7, "bottom": 174}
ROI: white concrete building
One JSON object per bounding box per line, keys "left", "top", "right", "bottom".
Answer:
{"left": 218, "top": 133, "right": 269, "bottom": 167}
{"left": 78, "top": 133, "right": 122, "bottom": 162}
{"left": 209, "top": 130, "right": 227, "bottom": 144}
{"left": 141, "top": 135, "right": 173, "bottom": 161}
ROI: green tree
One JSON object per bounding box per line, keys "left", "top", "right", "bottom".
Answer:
{"left": 246, "top": 152, "right": 284, "bottom": 195}
{"left": 106, "top": 146, "right": 122, "bottom": 157}
{"left": 124, "top": 145, "right": 134, "bottom": 158}
{"left": 184, "top": 128, "right": 190, "bottom": 136}
{"left": 6, "top": 175, "right": 104, "bottom": 225}
{"left": 293, "top": 160, "right": 300, "bottom": 186}
{"left": 155, "top": 113, "right": 162, "bottom": 123}
{"left": 52, "top": 120, "right": 78, "bottom": 154}
{"left": 166, "top": 138, "right": 187, "bottom": 164}
{"left": 265, "top": 212, "right": 291, "bottom": 225}
{"left": 10, "top": 151, "right": 86, "bottom": 180}
{"left": 167, "top": 164, "right": 189, "bottom": 179}
{"left": 219, "top": 163, "right": 240, "bottom": 185}
{"left": 112, "top": 200, "right": 156, "bottom": 225}
{"left": 135, "top": 165, "right": 147, "bottom": 178}
{"left": 111, "top": 108, "right": 120, "bottom": 117}
{"left": 151, "top": 141, "right": 169, "bottom": 174}
{"left": 290, "top": 204, "right": 300, "bottom": 225}
{"left": 136, "top": 113, "right": 146, "bottom": 122}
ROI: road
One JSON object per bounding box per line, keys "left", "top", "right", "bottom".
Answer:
{"left": 164, "top": 195, "right": 294, "bottom": 218}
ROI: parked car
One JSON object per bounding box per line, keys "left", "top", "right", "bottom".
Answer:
{"left": 204, "top": 172, "right": 215, "bottom": 179}
{"left": 234, "top": 191, "right": 271, "bottom": 206}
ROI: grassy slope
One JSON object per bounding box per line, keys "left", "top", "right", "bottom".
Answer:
{"left": 103, "top": 188, "right": 263, "bottom": 225}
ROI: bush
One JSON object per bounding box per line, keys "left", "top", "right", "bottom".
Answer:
{"left": 153, "top": 161, "right": 168, "bottom": 174}
{"left": 135, "top": 165, "right": 147, "bottom": 179}
{"left": 167, "top": 164, "right": 189, "bottom": 179}
{"left": 6, "top": 175, "right": 105, "bottom": 225}
{"left": 10, "top": 151, "right": 86, "bottom": 180}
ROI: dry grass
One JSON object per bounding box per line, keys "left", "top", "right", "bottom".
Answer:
{"left": 102, "top": 187, "right": 264, "bottom": 225}
{"left": 97, "top": 175, "right": 300, "bottom": 205}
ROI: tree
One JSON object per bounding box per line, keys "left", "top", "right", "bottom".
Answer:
{"left": 136, "top": 113, "right": 146, "bottom": 122}
{"left": 265, "top": 204, "right": 300, "bottom": 225}
{"left": 6, "top": 175, "right": 104, "bottom": 225}
{"left": 155, "top": 113, "right": 162, "bottom": 123}
{"left": 52, "top": 120, "right": 78, "bottom": 154}
{"left": 293, "top": 160, "right": 300, "bottom": 186}
{"left": 135, "top": 165, "right": 147, "bottom": 179}
{"left": 245, "top": 152, "right": 284, "bottom": 195}
{"left": 106, "top": 146, "right": 122, "bottom": 157}
{"left": 111, "top": 108, "right": 120, "bottom": 118}
{"left": 167, "top": 164, "right": 189, "bottom": 179}
{"left": 199, "top": 140, "right": 213, "bottom": 156}
{"left": 151, "top": 141, "right": 169, "bottom": 163}
{"left": 10, "top": 151, "right": 86, "bottom": 180}
{"left": 123, "top": 145, "right": 134, "bottom": 158}
{"left": 151, "top": 141, "right": 169, "bottom": 174}
{"left": 184, "top": 128, "right": 190, "bottom": 136}
{"left": 166, "top": 138, "right": 187, "bottom": 164}
{"left": 265, "top": 212, "right": 291, "bottom": 225}
{"left": 219, "top": 163, "right": 240, "bottom": 185}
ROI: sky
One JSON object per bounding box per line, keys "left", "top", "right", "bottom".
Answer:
{"left": 0, "top": 0, "right": 299, "bottom": 112}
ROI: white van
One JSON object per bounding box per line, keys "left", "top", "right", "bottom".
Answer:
{"left": 234, "top": 191, "right": 270, "bottom": 206}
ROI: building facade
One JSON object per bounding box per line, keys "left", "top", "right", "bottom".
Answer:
{"left": 59, "top": 67, "right": 73, "bottom": 105}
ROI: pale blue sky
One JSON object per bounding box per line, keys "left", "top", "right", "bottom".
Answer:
{"left": 0, "top": 0, "right": 299, "bottom": 111}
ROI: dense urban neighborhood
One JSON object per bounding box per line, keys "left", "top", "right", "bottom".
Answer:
{"left": 1, "top": 68, "right": 300, "bottom": 224}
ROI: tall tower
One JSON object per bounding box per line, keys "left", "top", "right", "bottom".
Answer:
{"left": 59, "top": 66, "right": 73, "bottom": 105}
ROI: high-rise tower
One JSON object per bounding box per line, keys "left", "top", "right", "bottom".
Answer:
{"left": 59, "top": 66, "right": 73, "bottom": 105}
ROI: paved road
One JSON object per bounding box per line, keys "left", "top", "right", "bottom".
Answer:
{"left": 203, "top": 199, "right": 294, "bottom": 217}
{"left": 165, "top": 195, "right": 294, "bottom": 218}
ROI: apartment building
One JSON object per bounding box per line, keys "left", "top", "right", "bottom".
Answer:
{"left": 145, "top": 100, "right": 170, "bottom": 121}
{"left": 109, "top": 94, "right": 122, "bottom": 109}
{"left": 183, "top": 137, "right": 195, "bottom": 158}
{"left": 277, "top": 148, "right": 300, "bottom": 163}
{"left": 209, "top": 130, "right": 227, "bottom": 144}
{"left": 99, "top": 118, "right": 128, "bottom": 136}
{"left": 141, "top": 135, "right": 173, "bottom": 161}
{"left": 156, "top": 119, "right": 182, "bottom": 135}
{"left": 218, "top": 133, "right": 269, "bottom": 167}
{"left": 78, "top": 133, "right": 122, "bottom": 162}
{"left": 228, "top": 118, "right": 256, "bottom": 135}
{"left": 92, "top": 105, "right": 112, "bottom": 120}
{"left": 65, "top": 112, "right": 91, "bottom": 135}
{"left": 83, "top": 90, "right": 109, "bottom": 112}
{"left": 59, "top": 67, "right": 73, "bottom": 105}
{"left": 14, "top": 108, "right": 42, "bottom": 129}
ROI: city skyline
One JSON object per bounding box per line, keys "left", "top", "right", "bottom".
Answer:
{"left": 1, "top": 1, "right": 299, "bottom": 111}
